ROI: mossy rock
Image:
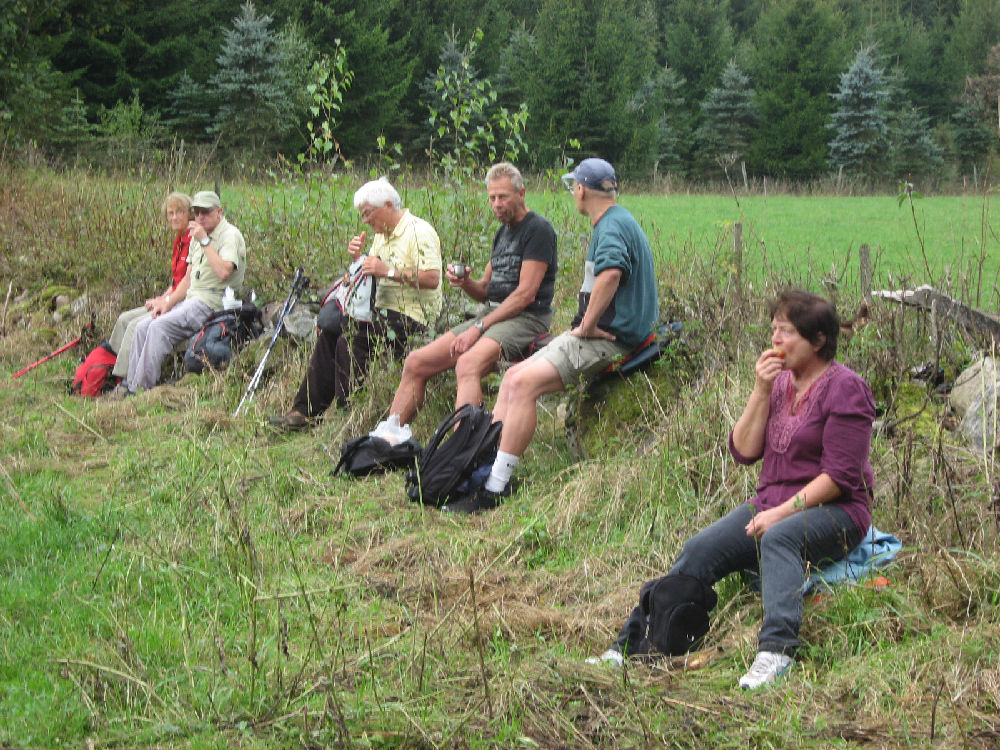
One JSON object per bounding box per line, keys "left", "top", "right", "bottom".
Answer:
{"left": 40, "top": 285, "right": 74, "bottom": 302}
{"left": 560, "top": 327, "right": 702, "bottom": 461}
{"left": 34, "top": 326, "right": 59, "bottom": 344}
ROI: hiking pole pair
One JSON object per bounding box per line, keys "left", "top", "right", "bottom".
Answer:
{"left": 11, "top": 319, "right": 95, "bottom": 379}
{"left": 235, "top": 268, "right": 309, "bottom": 416}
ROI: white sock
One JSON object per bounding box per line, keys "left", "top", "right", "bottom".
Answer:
{"left": 485, "top": 451, "right": 519, "bottom": 493}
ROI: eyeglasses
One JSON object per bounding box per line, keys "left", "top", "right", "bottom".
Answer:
{"left": 360, "top": 206, "right": 377, "bottom": 220}
{"left": 561, "top": 177, "right": 578, "bottom": 193}
{"left": 193, "top": 206, "right": 217, "bottom": 216}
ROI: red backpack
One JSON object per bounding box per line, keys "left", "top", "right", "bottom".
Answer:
{"left": 71, "top": 342, "right": 121, "bottom": 396}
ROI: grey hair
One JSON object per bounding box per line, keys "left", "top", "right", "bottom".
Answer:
{"left": 353, "top": 177, "right": 402, "bottom": 210}
{"left": 485, "top": 162, "right": 524, "bottom": 191}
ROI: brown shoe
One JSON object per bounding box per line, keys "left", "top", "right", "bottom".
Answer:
{"left": 268, "top": 410, "right": 309, "bottom": 430}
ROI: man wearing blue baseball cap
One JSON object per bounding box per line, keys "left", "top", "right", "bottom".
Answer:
{"left": 444, "top": 158, "right": 658, "bottom": 513}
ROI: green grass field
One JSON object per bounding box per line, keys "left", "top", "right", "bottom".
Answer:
{"left": 584, "top": 191, "right": 998, "bottom": 307}
{"left": 2, "top": 166, "right": 999, "bottom": 749}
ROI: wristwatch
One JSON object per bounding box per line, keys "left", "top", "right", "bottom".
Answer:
{"left": 386, "top": 268, "right": 396, "bottom": 280}
{"left": 199, "top": 236, "right": 210, "bottom": 246}
{"left": 474, "top": 319, "right": 486, "bottom": 333}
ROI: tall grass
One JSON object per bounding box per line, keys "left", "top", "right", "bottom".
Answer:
{"left": 1, "top": 162, "right": 999, "bottom": 748}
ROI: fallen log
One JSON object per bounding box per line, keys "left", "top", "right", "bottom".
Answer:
{"left": 872, "top": 284, "right": 1000, "bottom": 345}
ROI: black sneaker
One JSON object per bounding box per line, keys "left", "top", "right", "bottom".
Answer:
{"left": 441, "top": 483, "right": 513, "bottom": 514}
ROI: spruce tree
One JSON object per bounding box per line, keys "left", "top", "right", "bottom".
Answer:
{"left": 292, "top": 0, "right": 414, "bottom": 156}
{"left": 165, "top": 72, "right": 213, "bottom": 140}
{"left": 208, "top": 1, "right": 300, "bottom": 154}
{"left": 659, "top": 0, "right": 735, "bottom": 167}
{"left": 828, "top": 47, "right": 890, "bottom": 177}
{"left": 626, "top": 65, "right": 688, "bottom": 176}
{"left": 694, "top": 59, "right": 758, "bottom": 177}
{"left": 888, "top": 105, "right": 944, "bottom": 178}
{"left": 507, "top": 0, "right": 659, "bottom": 169}
{"left": 952, "top": 100, "right": 995, "bottom": 177}
{"left": 746, "top": 0, "right": 848, "bottom": 178}
{"left": 51, "top": 89, "right": 96, "bottom": 158}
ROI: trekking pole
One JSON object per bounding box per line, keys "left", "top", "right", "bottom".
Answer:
{"left": 234, "top": 268, "right": 309, "bottom": 416}
{"left": 11, "top": 320, "right": 94, "bottom": 379}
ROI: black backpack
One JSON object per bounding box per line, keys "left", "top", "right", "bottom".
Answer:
{"left": 333, "top": 435, "right": 422, "bottom": 477}
{"left": 185, "top": 302, "right": 264, "bottom": 374}
{"left": 634, "top": 573, "right": 718, "bottom": 657}
{"left": 405, "top": 405, "right": 502, "bottom": 507}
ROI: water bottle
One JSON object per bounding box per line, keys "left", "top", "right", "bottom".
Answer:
{"left": 222, "top": 286, "right": 241, "bottom": 311}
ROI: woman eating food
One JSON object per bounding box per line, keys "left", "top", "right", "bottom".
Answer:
{"left": 590, "top": 289, "right": 876, "bottom": 690}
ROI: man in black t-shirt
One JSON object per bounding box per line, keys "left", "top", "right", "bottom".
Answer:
{"left": 386, "top": 162, "right": 557, "bottom": 429}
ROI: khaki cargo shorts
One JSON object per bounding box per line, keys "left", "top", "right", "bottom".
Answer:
{"left": 531, "top": 331, "right": 631, "bottom": 386}
{"left": 451, "top": 304, "right": 553, "bottom": 360}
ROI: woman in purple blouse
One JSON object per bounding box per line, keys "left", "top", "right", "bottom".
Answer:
{"left": 589, "top": 290, "right": 875, "bottom": 690}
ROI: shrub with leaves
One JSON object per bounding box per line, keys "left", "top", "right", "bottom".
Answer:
{"left": 299, "top": 41, "right": 354, "bottom": 168}
{"left": 422, "top": 28, "right": 529, "bottom": 181}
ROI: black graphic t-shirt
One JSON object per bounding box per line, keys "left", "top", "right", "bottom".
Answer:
{"left": 486, "top": 211, "right": 558, "bottom": 315}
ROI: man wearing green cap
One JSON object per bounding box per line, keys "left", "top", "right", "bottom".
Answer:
{"left": 120, "top": 190, "right": 247, "bottom": 394}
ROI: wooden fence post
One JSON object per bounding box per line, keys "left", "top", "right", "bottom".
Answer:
{"left": 859, "top": 243, "right": 872, "bottom": 303}
{"left": 732, "top": 222, "right": 743, "bottom": 305}
{"left": 172, "top": 138, "right": 184, "bottom": 191}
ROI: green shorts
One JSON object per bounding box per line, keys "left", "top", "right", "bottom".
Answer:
{"left": 531, "top": 331, "right": 631, "bottom": 386}
{"left": 451, "top": 304, "right": 553, "bottom": 360}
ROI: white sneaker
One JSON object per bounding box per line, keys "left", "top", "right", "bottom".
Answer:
{"left": 738, "top": 650, "right": 793, "bottom": 690}
{"left": 585, "top": 648, "right": 624, "bottom": 667}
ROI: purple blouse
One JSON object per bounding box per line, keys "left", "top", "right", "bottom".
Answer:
{"left": 728, "top": 361, "right": 875, "bottom": 536}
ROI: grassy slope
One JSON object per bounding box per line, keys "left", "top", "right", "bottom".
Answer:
{"left": 1, "top": 167, "right": 999, "bottom": 749}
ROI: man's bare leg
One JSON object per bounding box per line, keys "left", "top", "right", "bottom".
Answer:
{"left": 388, "top": 333, "right": 458, "bottom": 424}
{"left": 494, "top": 357, "right": 564, "bottom": 458}
{"left": 454, "top": 337, "right": 503, "bottom": 410}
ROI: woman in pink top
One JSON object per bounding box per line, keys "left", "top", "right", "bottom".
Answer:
{"left": 107, "top": 192, "right": 192, "bottom": 380}
{"left": 590, "top": 290, "right": 875, "bottom": 690}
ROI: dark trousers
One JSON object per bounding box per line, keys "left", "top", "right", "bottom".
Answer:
{"left": 292, "top": 309, "right": 421, "bottom": 418}
{"left": 614, "top": 502, "right": 861, "bottom": 657}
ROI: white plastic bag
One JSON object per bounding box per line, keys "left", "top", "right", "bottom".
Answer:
{"left": 369, "top": 414, "right": 412, "bottom": 445}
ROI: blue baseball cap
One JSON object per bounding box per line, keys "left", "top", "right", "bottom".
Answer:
{"left": 561, "top": 158, "right": 618, "bottom": 192}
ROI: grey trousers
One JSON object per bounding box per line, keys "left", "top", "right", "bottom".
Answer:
{"left": 127, "top": 298, "right": 212, "bottom": 391}
{"left": 109, "top": 306, "right": 153, "bottom": 378}
{"left": 668, "top": 502, "right": 862, "bottom": 656}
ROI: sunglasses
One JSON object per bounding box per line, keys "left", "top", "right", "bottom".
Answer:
{"left": 193, "top": 206, "right": 217, "bottom": 216}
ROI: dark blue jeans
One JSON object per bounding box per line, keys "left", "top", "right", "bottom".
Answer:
{"left": 615, "top": 502, "right": 862, "bottom": 657}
